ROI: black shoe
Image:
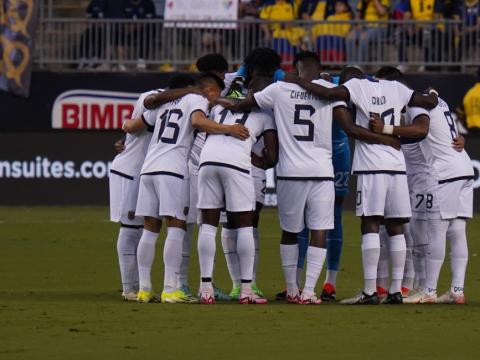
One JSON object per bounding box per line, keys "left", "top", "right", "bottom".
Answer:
{"left": 320, "top": 289, "right": 336, "bottom": 302}
{"left": 275, "top": 289, "right": 287, "bottom": 301}
{"left": 341, "top": 292, "right": 380, "bottom": 305}
{"left": 384, "top": 292, "right": 403, "bottom": 304}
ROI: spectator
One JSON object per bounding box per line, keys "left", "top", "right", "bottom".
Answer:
{"left": 123, "top": 0, "right": 156, "bottom": 70}
{"left": 455, "top": 0, "right": 480, "bottom": 60}
{"left": 457, "top": 68, "right": 480, "bottom": 134}
{"left": 314, "top": 0, "right": 353, "bottom": 62}
{"left": 346, "top": 0, "right": 390, "bottom": 64}
{"left": 397, "top": 0, "right": 444, "bottom": 67}
{"left": 298, "top": 0, "right": 336, "bottom": 20}
{"left": 77, "top": 0, "right": 105, "bottom": 69}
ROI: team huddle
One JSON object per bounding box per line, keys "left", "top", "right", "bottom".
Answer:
{"left": 109, "top": 47, "right": 474, "bottom": 305}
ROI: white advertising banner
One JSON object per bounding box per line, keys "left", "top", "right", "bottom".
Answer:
{"left": 164, "top": 0, "right": 238, "bottom": 28}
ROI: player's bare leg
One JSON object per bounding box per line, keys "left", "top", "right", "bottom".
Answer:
{"left": 136, "top": 216, "right": 162, "bottom": 302}
{"left": 198, "top": 208, "right": 221, "bottom": 304}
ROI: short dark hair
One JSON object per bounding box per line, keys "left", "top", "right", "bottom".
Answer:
{"left": 339, "top": 66, "right": 365, "bottom": 84}
{"left": 196, "top": 53, "right": 228, "bottom": 73}
{"left": 247, "top": 75, "right": 273, "bottom": 93}
{"left": 168, "top": 74, "right": 196, "bottom": 89}
{"left": 293, "top": 51, "right": 320, "bottom": 68}
{"left": 244, "top": 47, "right": 281, "bottom": 76}
{"left": 196, "top": 72, "right": 225, "bottom": 90}
{"left": 375, "top": 66, "right": 404, "bottom": 81}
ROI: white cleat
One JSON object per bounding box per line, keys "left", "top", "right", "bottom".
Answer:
{"left": 122, "top": 290, "right": 138, "bottom": 302}
{"left": 436, "top": 290, "right": 466, "bottom": 304}
{"left": 403, "top": 290, "right": 437, "bottom": 304}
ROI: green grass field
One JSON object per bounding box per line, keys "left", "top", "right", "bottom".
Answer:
{"left": 1, "top": 207, "right": 479, "bottom": 359}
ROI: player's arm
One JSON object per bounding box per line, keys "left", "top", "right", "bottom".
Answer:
{"left": 252, "top": 130, "right": 279, "bottom": 169}
{"left": 144, "top": 87, "right": 197, "bottom": 110}
{"left": 369, "top": 113, "right": 430, "bottom": 139}
{"left": 122, "top": 116, "right": 147, "bottom": 133}
{"left": 333, "top": 106, "right": 401, "bottom": 150}
{"left": 190, "top": 110, "right": 250, "bottom": 140}
{"left": 408, "top": 91, "right": 439, "bottom": 110}
{"left": 452, "top": 135, "right": 465, "bottom": 152}
{"left": 213, "top": 94, "right": 258, "bottom": 113}
{"left": 114, "top": 136, "right": 126, "bottom": 153}
{"left": 283, "top": 73, "right": 349, "bottom": 101}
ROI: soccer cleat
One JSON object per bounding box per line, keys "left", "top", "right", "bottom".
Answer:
{"left": 275, "top": 289, "right": 287, "bottom": 301}
{"left": 286, "top": 291, "right": 300, "bottom": 304}
{"left": 239, "top": 290, "right": 268, "bottom": 304}
{"left": 436, "top": 290, "right": 466, "bottom": 304}
{"left": 321, "top": 283, "right": 336, "bottom": 301}
{"left": 403, "top": 290, "right": 437, "bottom": 304}
{"left": 199, "top": 288, "right": 216, "bottom": 305}
{"left": 401, "top": 287, "right": 410, "bottom": 298}
{"left": 229, "top": 285, "right": 241, "bottom": 300}
{"left": 213, "top": 284, "right": 231, "bottom": 301}
{"left": 377, "top": 286, "right": 388, "bottom": 304}
{"left": 251, "top": 283, "right": 264, "bottom": 297}
{"left": 226, "top": 77, "right": 245, "bottom": 98}
{"left": 161, "top": 289, "right": 197, "bottom": 304}
{"left": 384, "top": 292, "right": 403, "bottom": 304}
{"left": 298, "top": 290, "right": 322, "bottom": 305}
{"left": 122, "top": 290, "right": 138, "bottom": 302}
{"left": 179, "top": 284, "right": 194, "bottom": 297}
{"left": 137, "top": 289, "right": 159, "bottom": 303}
{"left": 340, "top": 292, "right": 380, "bottom": 305}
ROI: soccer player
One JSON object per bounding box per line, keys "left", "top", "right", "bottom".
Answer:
{"left": 369, "top": 70, "right": 473, "bottom": 304}
{"left": 220, "top": 52, "right": 401, "bottom": 304}
{"left": 283, "top": 66, "right": 438, "bottom": 304}
{"left": 197, "top": 76, "right": 278, "bottom": 304}
{"left": 124, "top": 73, "right": 249, "bottom": 303}
{"left": 109, "top": 74, "right": 196, "bottom": 301}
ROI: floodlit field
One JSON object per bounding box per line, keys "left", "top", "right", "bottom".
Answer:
{"left": 0, "top": 207, "right": 479, "bottom": 359}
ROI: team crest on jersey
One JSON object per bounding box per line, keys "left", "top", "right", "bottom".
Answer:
{"left": 128, "top": 211, "right": 136, "bottom": 220}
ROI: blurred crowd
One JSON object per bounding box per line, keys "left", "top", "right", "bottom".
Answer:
{"left": 76, "top": 0, "right": 480, "bottom": 70}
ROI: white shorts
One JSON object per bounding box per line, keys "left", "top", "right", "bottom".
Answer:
{"left": 356, "top": 173, "right": 412, "bottom": 219}
{"left": 187, "top": 163, "right": 200, "bottom": 224}
{"left": 408, "top": 172, "right": 428, "bottom": 220}
{"left": 109, "top": 171, "right": 143, "bottom": 226}
{"left": 427, "top": 178, "right": 473, "bottom": 220}
{"left": 136, "top": 174, "right": 189, "bottom": 221}
{"left": 197, "top": 165, "right": 255, "bottom": 212}
{"left": 277, "top": 180, "right": 334, "bottom": 233}
{"left": 252, "top": 166, "right": 267, "bottom": 205}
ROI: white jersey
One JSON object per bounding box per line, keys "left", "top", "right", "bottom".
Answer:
{"left": 189, "top": 131, "right": 206, "bottom": 169}
{"left": 402, "top": 107, "right": 429, "bottom": 177}
{"left": 419, "top": 97, "right": 474, "bottom": 183}
{"left": 254, "top": 79, "right": 345, "bottom": 179}
{"left": 200, "top": 107, "right": 276, "bottom": 172}
{"left": 344, "top": 78, "right": 413, "bottom": 174}
{"left": 140, "top": 94, "right": 209, "bottom": 178}
{"left": 110, "top": 89, "right": 162, "bottom": 178}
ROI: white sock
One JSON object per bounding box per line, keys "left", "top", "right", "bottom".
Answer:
{"left": 137, "top": 229, "right": 159, "bottom": 291}
{"left": 425, "top": 219, "right": 449, "bottom": 294}
{"left": 198, "top": 224, "right": 217, "bottom": 283}
{"left": 411, "top": 218, "right": 428, "bottom": 288}
{"left": 177, "top": 224, "right": 194, "bottom": 288}
{"left": 236, "top": 227, "right": 255, "bottom": 286}
{"left": 361, "top": 233, "right": 380, "bottom": 295}
{"left": 389, "top": 234, "right": 407, "bottom": 294}
{"left": 280, "top": 244, "right": 299, "bottom": 294}
{"left": 402, "top": 223, "right": 415, "bottom": 290}
{"left": 377, "top": 226, "right": 390, "bottom": 291}
{"left": 325, "top": 270, "right": 337, "bottom": 287}
{"left": 117, "top": 227, "right": 141, "bottom": 292}
{"left": 303, "top": 246, "right": 327, "bottom": 293}
{"left": 221, "top": 227, "right": 240, "bottom": 287}
{"left": 448, "top": 219, "right": 468, "bottom": 292}
{"left": 252, "top": 227, "right": 260, "bottom": 283}
{"left": 163, "top": 227, "right": 185, "bottom": 293}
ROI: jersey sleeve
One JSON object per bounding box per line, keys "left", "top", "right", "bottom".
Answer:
{"left": 405, "top": 107, "right": 429, "bottom": 125}
{"left": 253, "top": 83, "right": 276, "bottom": 110}
{"left": 142, "top": 109, "right": 157, "bottom": 127}
{"left": 132, "top": 91, "right": 154, "bottom": 119}
{"left": 312, "top": 79, "right": 347, "bottom": 108}
{"left": 342, "top": 78, "right": 362, "bottom": 106}
{"left": 189, "top": 94, "right": 209, "bottom": 117}
{"left": 395, "top": 81, "right": 415, "bottom": 107}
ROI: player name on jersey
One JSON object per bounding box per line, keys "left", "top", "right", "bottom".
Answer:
{"left": 52, "top": 90, "right": 139, "bottom": 129}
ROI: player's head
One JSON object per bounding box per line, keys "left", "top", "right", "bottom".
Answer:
{"left": 293, "top": 51, "right": 321, "bottom": 80}
{"left": 196, "top": 54, "right": 229, "bottom": 80}
{"left": 244, "top": 47, "right": 281, "bottom": 79}
{"left": 375, "top": 66, "right": 411, "bottom": 88}
{"left": 167, "top": 74, "right": 196, "bottom": 89}
{"left": 339, "top": 66, "right": 365, "bottom": 84}
{"left": 196, "top": 72, "right": 225, "bottom": 101}
{"left": 247, "top": 75, "right": 273, "bottom": 94}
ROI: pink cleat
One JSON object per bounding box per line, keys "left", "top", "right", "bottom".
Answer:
{"left": 199, "top": 287, "right": 215, "bottom": 305}
{"left": 298, "top": 290, "right": 322, "bottom": 305}
{"left": 239, "top": 291, "right": 268, "bottom": 304}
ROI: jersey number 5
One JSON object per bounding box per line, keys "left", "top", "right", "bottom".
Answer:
{"left": 293, "top": 104, "right": 315, "bottom": 141}
{"left": 158, "top": 109, "right": 184, "bottom": 144}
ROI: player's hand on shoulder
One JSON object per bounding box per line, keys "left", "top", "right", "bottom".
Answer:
{"left": 114, "top": 137, "right": 126, "bottom": 153}
{"left": 228, "top": 123, "right": 250, "bottom": 140}
{"left": 369, "top": 112, "right": 384, "bottom": 134}
{"left": 452, "top": 135, "right": 465, "bottom": 152}
{"left": 212, "top": 96, "right": 237, "bottom": 109}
